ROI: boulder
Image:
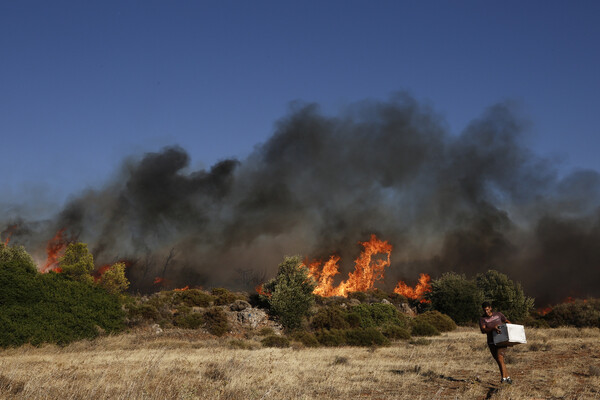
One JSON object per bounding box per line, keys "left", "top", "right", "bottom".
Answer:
{"left": 230, "top": 299, "right": 251, "bottom": 311}
{"left": 237, "top": 307, "right": 268, "bottom": 329}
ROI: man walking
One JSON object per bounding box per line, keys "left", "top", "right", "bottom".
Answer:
{"left": 479, "top": 301, "right": 513, "bottom": 384}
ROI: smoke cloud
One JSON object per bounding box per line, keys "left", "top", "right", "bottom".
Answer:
{"left": 3, "top": 93, "right": 599, "bottom": 304}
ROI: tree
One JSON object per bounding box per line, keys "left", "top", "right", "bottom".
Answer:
{"left": 426, "top": 272, "right": 484, "bottom": 324}
{"left": 0, "top": 243, "right": 37, "bottom": 275}
{"left": 262, "top": 256, "right": 316, "bottom": 330}
{"left": 476, "top": 270, "right": 534, "bottom": 322}
{"left": 97, "top": 262, "right": 130, "bottom": 294}
{"left": 59, "top": 243, "right": 94, "bottom": 284}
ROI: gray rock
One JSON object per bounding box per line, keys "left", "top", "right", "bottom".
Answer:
{"left": 237, "top": 308, "right": 268, "bottom": 328}
{"left": 230, "top": 299, "right": 251, "bottom": 311}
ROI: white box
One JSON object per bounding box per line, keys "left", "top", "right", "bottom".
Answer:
{"left": 493, "top": 323, "right": 527, "bottom": 346}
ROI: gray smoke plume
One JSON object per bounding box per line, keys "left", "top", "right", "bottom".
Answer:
{"left": 2, "top": 93, "right": 599, "bottom": 304}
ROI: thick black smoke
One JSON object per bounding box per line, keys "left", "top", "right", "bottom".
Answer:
{"left": 3, "top": 93, "right": 599, "bottom": 304}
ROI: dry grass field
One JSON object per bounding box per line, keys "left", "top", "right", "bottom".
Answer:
{"left": 0, "top": 326, "right": 599, "bottom": 400}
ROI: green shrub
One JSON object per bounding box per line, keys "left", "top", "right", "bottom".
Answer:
{"left": 291, "top": 330, "right": 320, "bottom": 347}
{"left": 0, "top": 248, "right": 124, "bottom": 347}
{"left": 310, "top": 306, "right": 349, "bottom": 330}
{"left": 173, "top": 311, "right": 204, "bottom": 329}
{"left": 414, "top": 311, "right": 456, "bottom": 333}
{"left": 426, "top": 272, "right": 483, "bottom": 324}
{"left": 348, "top": 303, "right": 403, "bottom": 328}
{"left": 258, "top": 326, "right": 275, "bottom": 336}
{"left": 366, "top": 289, "right": 389, "bottom": 302}
{"left": 344, "top": 328, "right": 389, "bottom": 346}
{"left": 173, "top": 289, "right": 214, "bottom": 307}
{"left": 316, "top": 329, "right": 346, "bottom": 347}
{"left": 388, "top": 292, "right": 408, "bottom": 305}
{"left": 211, "top": 287, "right": 244, "bottom": 306}
{"left": 127, "top": 302, "right": 161, "bottom": 322}
{"left": 203, "top": 307, "right": 230, "bottom": 336}
{"left": 345, "top": 312, "right": 362, "bottom": 328}
{"left": 476, "top": 270, "right": 534, "bottom": 322}
{"left": 411, "top": 320, "right": 440, "bottom": 337}
{"left": 262, "top": 256, "right": 316, "bottom": 330}
{"left": 381, "top": 324, "right": 411, "bottom": 340}
{"left": 543, "top": 299, "right": 600, "bottom": 328}
{"left": 347, "top": 291, "right": 367, "bottom": 303}
{"left": 261, "top": 335, "right": 290, "bottom": 348}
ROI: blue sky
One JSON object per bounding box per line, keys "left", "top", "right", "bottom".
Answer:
{"left": 2, "top": 1, "right": 599, "bottom": 207}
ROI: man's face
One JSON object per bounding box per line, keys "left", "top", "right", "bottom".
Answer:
{"left": 484, "top": 306, "right": 493, "bottom": 317}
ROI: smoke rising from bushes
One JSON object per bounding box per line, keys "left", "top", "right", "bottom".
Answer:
{"left": 3, "top": 93, "right": 599, "bottom": 303}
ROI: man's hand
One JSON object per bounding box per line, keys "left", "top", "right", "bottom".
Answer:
{"left": 495, "top": 326, "right": 502, "bottom": 334}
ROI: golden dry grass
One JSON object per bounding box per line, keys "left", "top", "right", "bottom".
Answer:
{"left": 0, "top": 327, "right": 599, "bottom": 399}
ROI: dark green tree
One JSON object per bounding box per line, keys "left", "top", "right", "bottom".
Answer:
{"left": 262, "top": 256, "right": 316, "bottom": 330}
{"left": 476, "top": 270, "right": 534, "bottom": 322}
{"left": 426, "top": 272, "right": 484, "bottom": 324}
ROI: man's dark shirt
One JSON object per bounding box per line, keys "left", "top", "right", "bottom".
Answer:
{"left": 479, "top": 311, "right": 507, "bottom": 345}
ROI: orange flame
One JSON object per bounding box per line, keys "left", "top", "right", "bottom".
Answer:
{"left": 393, "top": 273, "right": 432, "bottom": 303}
{"left": 308, "top": 234, "right": 392, "bottom": 297}
{"left": 174, "top": 286, "right": 189, "bottom": 291}
{"left": 2, "top": 224, "right": 18, "bottom": 246}
{"left": 42, "top": 228, "right": 69, "bottom": 272}
{"left": 255, "top": 284, "right": 271, "bottom": 297}
{"left": 537, "top": 306, "right": 553, "bottom": 316}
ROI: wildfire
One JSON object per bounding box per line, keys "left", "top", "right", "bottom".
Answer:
{"left": 2, "top": 224, "right": 18, "bottom": 246}
{"left": 42, "top": 228, "right": 69, "bottom": 272}
{"left": 255, "top": 284, "right": 271, "bottom": 297}
{"left": 174, "top": 286, "right": 189, "bottom": 291}
{"left": 154, "top": 277, "right": 165, "bottom": 285}
{"left": 256, "top": 234, "right": 434, "bottom": 301}
{"left": 394, "top": 273, "right": 432, "bottom": 303}
{"left": 308, "top": 234, "right": 392, "bottom": 297}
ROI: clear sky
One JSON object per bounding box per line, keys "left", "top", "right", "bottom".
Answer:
{"left": 2, "top": 1, "right": 600, "bottom": 207}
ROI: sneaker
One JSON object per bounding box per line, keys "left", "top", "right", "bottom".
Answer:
{"left": 501, "top": 377, "right": 513, "bottom": 384}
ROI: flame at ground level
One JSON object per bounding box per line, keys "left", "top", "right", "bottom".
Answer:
{"left": 256, "top": 235, "right": 433, "bottom": 300}
{"left": 393, "top": 273, "right": 432, "bottom": 303}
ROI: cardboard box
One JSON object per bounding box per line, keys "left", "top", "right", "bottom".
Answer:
{"left": 493, "top": 323, "right": 527, "bottom": 346}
